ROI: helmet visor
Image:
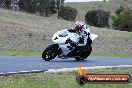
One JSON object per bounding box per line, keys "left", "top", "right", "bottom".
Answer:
{"left": 75, "top": 26, "right": 83, "bottom": 32}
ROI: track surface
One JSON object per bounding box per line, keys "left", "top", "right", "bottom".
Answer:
{"left": 0, "top": 56, "right": 132, "bottom": 73}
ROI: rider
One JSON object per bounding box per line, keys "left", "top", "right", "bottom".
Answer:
{"left": 67, "top": 21, "right": 92, "bottom": 47}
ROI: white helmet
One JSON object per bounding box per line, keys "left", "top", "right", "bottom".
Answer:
{"left": 74, "top": 21, "right": 84, "bottom": 32}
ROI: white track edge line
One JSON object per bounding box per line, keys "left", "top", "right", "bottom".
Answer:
{"left": 45, "top": 65, "right": 132, "bottom": 73}
{"left": 0, "top": 65, "right": 132, "bottom": 75}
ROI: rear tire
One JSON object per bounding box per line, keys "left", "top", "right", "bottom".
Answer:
{"left": 42, "top": 45, "right": 59, "bottom": 61}
{"left": 75, "top": 46, "right": 92, "bottom": 61}
{"left": 75, "top": 57, "right": 85, "bottom": 61}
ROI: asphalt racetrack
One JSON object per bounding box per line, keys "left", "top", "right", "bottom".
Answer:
{"left": 0, "top": 56, "right": 132, "bottom": 73}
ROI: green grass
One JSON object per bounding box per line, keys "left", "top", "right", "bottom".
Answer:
{"left": 0, "top": 51, "right": 132, "bottom": 58}
{"left": 0, "top": 67, "right": 132, "bottom": 88}
{"left": 0, "top": 51, "right": 40, "bottom": 56}
{"left": 91, "top": 51, "right": 132, "bottom": 58}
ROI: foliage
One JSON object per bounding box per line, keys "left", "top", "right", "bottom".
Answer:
{"left": 112, "top": 7, "right": 132, "bottom": 32}
{"left": 121, "top": 9, "right": 132, "bottom": 32}
{"left": 18, "top": 0, "right": 37, "bottom": 13}
{"left": 17, "top": 0, "right": 64, "bottom": 16}
{"left": 49, "top": 0, "right": 57, "bottom": 14}
{"left": 103, "top": 0, "right": 106, "bottom": 2}
{"left": 0, "top": 0, "right": 19, "bottom": 9}
{"left": 56, "top": 0, "right": 65, "bottom": 19}
{"left": 0, "top": 0, "right": 65, "bottom": 17}
{"left": 85, "top": 10, "right": 110, "bottom": 28}
{"left": 36, "top": 0, "right": 52, "bottom": 16}
{"left": 115, "top": 6, "right": 124, "bottom": 15}
{"left": 112, "top": 14, "right": 122, "bottom": 30}
{"left": 59, "top": 6, "right": 77, "bottom": 21}
{"left": 0, "top": 0, "right": 12, "bottom": 9}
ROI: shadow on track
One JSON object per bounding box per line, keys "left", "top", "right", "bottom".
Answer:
{"left": 42, "top": 58, "right": 92, "bottom": 63}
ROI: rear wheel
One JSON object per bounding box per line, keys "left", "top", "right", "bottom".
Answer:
{"left": 75, "top": 57, "right": 85, "bottom": 61}
{"left": 75, "top": 46, "right": 92, "bottom": 61}
{"left": 42, "top": 45, "right": 59, "bottom": 61}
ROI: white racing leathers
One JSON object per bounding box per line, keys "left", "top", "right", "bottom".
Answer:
{"left": 77, "top": 25, "right": 97, "bottom": 46}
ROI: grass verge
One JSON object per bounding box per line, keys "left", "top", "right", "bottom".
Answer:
{"left": 0, "top": 67, "right": 132, "bottom": 88}
{"left": 91, "top": 51, "right": 132, "bottom": 58}
{"left": 0, "top": 51, "right": 40, "bottom": 56}
{"left": 0, "top": 51, "right": 132, "bottom": 58}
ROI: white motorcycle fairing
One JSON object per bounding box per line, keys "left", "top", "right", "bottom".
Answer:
{"left": 52, "top": 29, "right": 80, "bottom": 44}
{"left": 90, "top": 34, "right": 98, "bottom": 41}
{"left": 52, "top": 29, "right": 80, "bottom": 56}
{"left": 52, "top": 29, "right": 97, "bottom": 57}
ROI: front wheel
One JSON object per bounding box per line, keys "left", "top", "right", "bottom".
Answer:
{"left": 42, "top": 44, "right": 59, "bottom": 61}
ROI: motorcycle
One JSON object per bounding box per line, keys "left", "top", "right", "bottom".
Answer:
{"left": 42, "top": 29, "right": 97, "bottom": 61}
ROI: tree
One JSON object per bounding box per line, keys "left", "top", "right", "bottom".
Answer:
{"left": 17, "top": 0, "right": 67, "bottom": 17}
{"left": 18, "top": 0, "right": 56, "bottom": 16}
{"left": 56, "top": 0, "right": 65, "bottom": 19}
{"left": 103, "top": 0, "right": 106, "bottom": 2}
{"left": 112, "top": 8, "right": 132, "bottom": 32}
{"left": 18, "top": 0, "right": 37, "bottom": 13}
{"left": 2, "top": 0, "right": 12, "bottom": 9}
{"left": 0, "top": 0, "right": 4, "bottom": 7}
{"left": 36, "top": 0, "right": 54, "bottom": 16}
{"left": 85, "top": 10, "right": 110, "bottom": 28}
{"left": 49, "top": 0, "right": 56, "bottom": 14}
{"left": 59, "top": 6, "right": 77, "bottom": 21}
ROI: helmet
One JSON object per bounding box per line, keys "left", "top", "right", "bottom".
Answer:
{"left": 74, "top": 21, "right": 84, "bottom": 32}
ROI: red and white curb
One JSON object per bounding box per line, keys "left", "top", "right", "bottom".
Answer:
{"left": 0, "top": 65, "right": 132, "bottom": 75}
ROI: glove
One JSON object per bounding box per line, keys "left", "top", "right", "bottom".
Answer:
{"left": 65, "top": 38, "right": 77, "bottom": 47}
{"left": 69, "top": 40, "right": 77, "bottom": 47}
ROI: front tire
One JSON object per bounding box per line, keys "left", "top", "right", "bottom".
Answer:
{"left": 42, "top": 44, "right": 59, "bottom": 61}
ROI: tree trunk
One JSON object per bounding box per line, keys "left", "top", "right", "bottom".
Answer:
{"left": 103, "top": 0, "right": 106, "bottom": 2}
